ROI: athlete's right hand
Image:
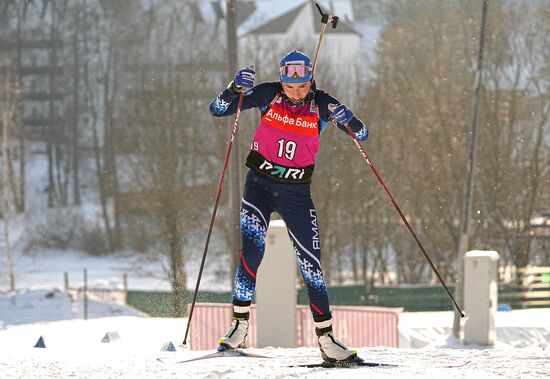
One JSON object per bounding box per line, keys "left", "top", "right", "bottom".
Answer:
{"left": 234, "top": 66, "right": 255, "bottom": 91}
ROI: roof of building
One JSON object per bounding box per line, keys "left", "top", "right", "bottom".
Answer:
{"left": 238, "top": 1, "right": 359, "bottom": 37}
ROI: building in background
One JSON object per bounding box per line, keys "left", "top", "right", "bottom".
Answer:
{"left": 238, "top": 0, "right": 361, "bottom": 83}
{"left": 0, "top": 1, "right": 63, "bottom": 144}
{"left": 1, "top": 0, "right": 363, "bottom": 148}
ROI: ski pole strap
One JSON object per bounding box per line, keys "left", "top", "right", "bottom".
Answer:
{"left": 232, "top": 299, "right": 251, "bottom": 320}
{"left": 315, "top": 2, "right": 338, "bottom": 28}
{"left": 315, "top": 325, "right": 333, "bottom": 337}
{"left": 315, "top": 3, "right": 329, "bottom": 24}
{"left": 314, "top": 318, "right": 333, "bottom": 336}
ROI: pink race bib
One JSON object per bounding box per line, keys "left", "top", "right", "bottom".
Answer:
{"left": 251, "top": 95, "right": 320, "bottom": 168}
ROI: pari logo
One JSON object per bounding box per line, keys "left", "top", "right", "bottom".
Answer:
{"left": 259, "top": 160, "right": 305, "bottom": 180}
{"left": 310, "top": 209, "right": 320, "bottom": 250}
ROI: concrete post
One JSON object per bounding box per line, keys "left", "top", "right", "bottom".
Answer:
{"left": 463, "top": 250, "right": 499, "bottom": 345}
{"left": 256, "top": 219, "right": 296, "bottom": 348}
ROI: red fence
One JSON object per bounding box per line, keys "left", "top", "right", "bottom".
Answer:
{"left": 188, "top": 303, "right": 402, "bottom": 350}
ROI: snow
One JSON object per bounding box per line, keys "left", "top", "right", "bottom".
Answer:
{"left": 0, "top": 289, "right": 144, "bottom": 326}
{"left": 237, "top": 0, "right": 307, "bottom": 37}
{"left": 399, "top": 309, "right": 550, "bottom": 350}
{"left": 1, "top": 247, "right": 231, "bottom": 292}
{"left": 0, "top": 315, "right": 548, "bottom": 378}
{"left": 1, "top": 231, "right": 549, "bottom": 378}
{"left": 0, "top": 287, "right": 548, "bottom": 378}
{"left": 2, "top": 249, "right": 170, "bottom": 291}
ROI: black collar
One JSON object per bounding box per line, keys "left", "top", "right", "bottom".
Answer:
{"left": 278, "top": 81, "right": 317, "bottom": 106}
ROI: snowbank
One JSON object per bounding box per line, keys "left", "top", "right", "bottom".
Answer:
{"left": 399, "top": 309, "right": 550, "bottom": 350}
{"left": 0, "top": 288, "right": 144, "bottom": 326}
{"left": 0, "top": 290, "right": 549, "bottom": 378}
{"left": 0, "top": 315, "right": 548, "bottom": 378}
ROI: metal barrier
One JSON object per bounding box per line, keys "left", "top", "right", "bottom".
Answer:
{"left": 64, "top": 270, "right": 128, "bottom": 320}
{"left": 502, "top": 266, "right": 550, "bottom": 308}
{"left": 296, "top": 305, "right": 402, "bottom": 348}
{"left": 188, "top": 303, "right": 402, "bottom": 350}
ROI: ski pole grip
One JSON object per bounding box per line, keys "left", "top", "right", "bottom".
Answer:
{"left": 315, "top": 3, "right": 329, "bottom": 24}
{"left": 328, "top": 103, "right": 339, "bottom": 126}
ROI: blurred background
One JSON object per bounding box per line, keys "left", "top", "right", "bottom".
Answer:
{"left": 0, "top": 0, "right": 548, "bottom": 318}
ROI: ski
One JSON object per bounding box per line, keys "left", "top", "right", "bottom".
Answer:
{"left": 157, "top": 346, "right": 270, "bottom": 364}
{"left": 291, "top": 361, "right": 398, "bottom": 368}
{"left": 291, "top": 359, "right": 471, "bottom": 369}
{"left": 158, "top": 348, "right": 471, "bottom": 368}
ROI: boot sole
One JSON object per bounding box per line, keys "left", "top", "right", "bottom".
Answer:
{"left": 320, "top": 349, "right": 359, "bottom": 363}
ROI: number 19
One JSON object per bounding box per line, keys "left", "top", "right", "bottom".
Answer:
{"left": 277, "top": 138, "right": 297, "bottom": 160}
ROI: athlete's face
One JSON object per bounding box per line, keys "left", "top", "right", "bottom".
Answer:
{"left": 281, "top": 81, "right": 312, "bottom": 103}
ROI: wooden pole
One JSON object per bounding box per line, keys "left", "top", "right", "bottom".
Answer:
{"left": 123, "top": 273, "right": 128, "bottom": 305}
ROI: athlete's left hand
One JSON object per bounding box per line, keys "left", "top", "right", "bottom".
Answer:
{"left": 330, "top": 104, "right": 353, "bottom": 125}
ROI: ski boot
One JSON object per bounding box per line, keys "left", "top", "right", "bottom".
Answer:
{"left": 315, "top": 319, "right": 360, "bottom": 363}
{"left": 218, "top": 304, "right": 250, "bottom": 350}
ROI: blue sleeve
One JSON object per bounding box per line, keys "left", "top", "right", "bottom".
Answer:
{"left": 209, "top": 82, "right": 279, "bottom": 117}
{"left": 316, "top": 90, "right": 368, "bottom": 141}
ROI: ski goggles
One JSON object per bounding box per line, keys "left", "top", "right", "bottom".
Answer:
{"left": 279, "top": 61, "right": 313, "bottom": 82}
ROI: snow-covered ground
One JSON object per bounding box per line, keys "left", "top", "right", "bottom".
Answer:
{"left": 1, "top": 246, "right": 549, "bottom": 377}
{"left": 0, "top": 247, "right": 230, "bottom": 292}
{"left": 0, "top": 288, "right": 548, "bottom": 378}
{"left": 0, "top": 315, "right": 548, "bottom": 378}
{"left": 399, "top": 308, "right": 550, "bottom": 350}
{"left": 0, "top": 318, "right": 547, "bottom": 379}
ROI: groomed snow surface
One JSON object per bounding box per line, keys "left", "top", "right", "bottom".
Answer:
{"left": 0, "top": 289, "right": 549, "bottom": 378}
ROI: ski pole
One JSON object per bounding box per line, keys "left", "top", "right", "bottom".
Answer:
{"left": 328, "top": 105, "right": 465, "bottom": 317}
{"left": 182, "top": 82, "right": 249, "bottom": 347}
{"left": 312, "top": 2, "right": 339, "bottom": 74}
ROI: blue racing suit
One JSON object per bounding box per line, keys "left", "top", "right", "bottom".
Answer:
{"left": 210, "top": 81, "right": 368, "bottom": 322}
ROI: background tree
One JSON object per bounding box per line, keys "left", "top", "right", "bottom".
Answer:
{"left": 475, "top": 2, "right": 550, "bottom": 273}
{"left": 0, "top": 56, "right": 22, "bottom": 291}
{"left": 364, "top": 0, "right": 549, "bottom": 284}
{"left": 0, "top": 0, "right": 547, "bottom": 297}
{"left": 115, "top": 1, "right": 226, "bottom": 315}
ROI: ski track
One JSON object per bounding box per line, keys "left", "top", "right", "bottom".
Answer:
{"left": 1, "top": 284, "right": 548, "bottom": 378}
{"left": 1, "top": 345, "right": 549, "bottom": 378}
